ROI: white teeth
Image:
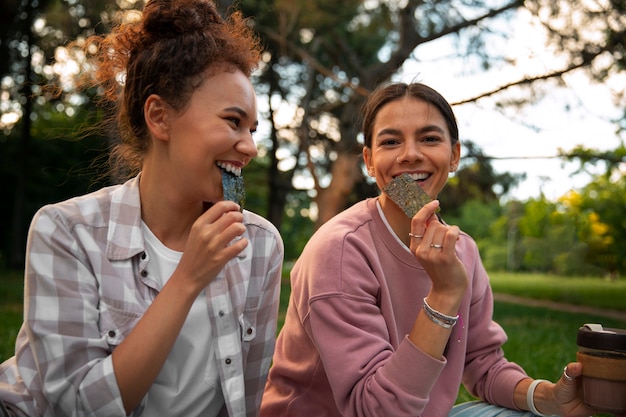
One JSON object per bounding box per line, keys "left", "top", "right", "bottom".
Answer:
{"left": 216, "top": 161, "right": 242, "bottom": 176}
{"left": 408, "top": 173, "right": 428, "bottom": 181}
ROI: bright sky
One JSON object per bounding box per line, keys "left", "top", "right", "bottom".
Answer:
{"left": 396, "top": 8, "right": 625, "bottom": 202}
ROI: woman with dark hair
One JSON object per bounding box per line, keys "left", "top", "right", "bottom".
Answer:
{"left": 261, "top": 82, "right": 592, "bottom": 417}
{"left": 0, "top": 1, "right": 283, "bottom": 416}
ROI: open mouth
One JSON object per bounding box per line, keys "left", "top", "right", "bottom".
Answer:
{"left": 217, "top": 161, "right": 242, "bottom": 177}
{"left": 396, "top": 172, "right": 429, "bottom": 182}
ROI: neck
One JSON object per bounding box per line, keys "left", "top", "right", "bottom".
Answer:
{"left": 139, "top": 171, "right": 201, "bottom": 252}
{"left": 378, "top": 195, "right": 411, "bottom": 246}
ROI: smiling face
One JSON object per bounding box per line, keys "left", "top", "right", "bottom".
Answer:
{"left": 363, "top": 96, "right": 460, "bottom": 209}
{"left": 148, "top": 68, "right": 259, "bottom": 205}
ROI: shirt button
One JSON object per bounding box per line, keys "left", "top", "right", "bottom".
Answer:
{"left": 225, "top": 358, "right": 231, "bottom": 365}
{"left": 140, "top": 270, "right": 148, "bottom": 277}
{"left": 218, "top": 311, "right": 225, "bottom": 317}
{"left": 141, "top": 252, "right": 147, "bottom": 260}
{"left": 246, "top": 328, "right": 253, "bottom": 335}
{"left": 108, "top": 330, "right": 116, "bottom": 337}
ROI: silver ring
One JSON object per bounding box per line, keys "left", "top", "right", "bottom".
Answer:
{"left": 563, "top": 366, "right": 574, "bottom": 382}
{"left": 430, "top": 243, "right": 443, "bottom": 249}
{"left": 408, "top": 233, "right": 423, "bottom": 239}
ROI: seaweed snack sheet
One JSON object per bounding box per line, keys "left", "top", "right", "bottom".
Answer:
{"left": 382, "top": 173, "right": 436, "bottom": 218}
{"left": 221, "top": 170, "right": 245, "bottom": 211}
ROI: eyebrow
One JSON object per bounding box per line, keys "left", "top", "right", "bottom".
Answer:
{"left": 376, "top": 125, "right": 446, "bottom": 138}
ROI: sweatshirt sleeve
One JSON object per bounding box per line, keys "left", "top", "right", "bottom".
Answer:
{"left": 307, "top": 295, "right": 446, "bottom": 417}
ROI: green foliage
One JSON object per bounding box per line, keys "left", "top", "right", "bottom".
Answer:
{"left": 444, "top": 199, "right": 502, "bottom": 240}
{"left": 440, "top": 141, "right": 524, "bottom": 218}
{"left": 0, "top": 104, "right": 110, "bottom": 268}
{"left": 464, "top": 176, "right": 626, "bottom": 276}
{"left": 576, "top": 175, "right": 626, "bottom": 275}
{"left": 280, "top": 190, "right": 316, "bottom": 260}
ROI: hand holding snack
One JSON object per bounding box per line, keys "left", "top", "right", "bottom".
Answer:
{"left": 384, "top": 174, "right": 468, "bottom": 296}
{"left": 176, "top": 200, "right": 248, "bottom": 291}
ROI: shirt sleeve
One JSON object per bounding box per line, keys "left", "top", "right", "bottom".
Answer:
{"left": 242, "top": 226, "right": 284, "bottom": 417}
{"left": 24, "top": 206, "right": 128, "bottom": 416}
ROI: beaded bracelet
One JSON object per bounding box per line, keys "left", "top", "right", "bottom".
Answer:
{"left": 422, "top": 297, "right": 459, "bottom": 329}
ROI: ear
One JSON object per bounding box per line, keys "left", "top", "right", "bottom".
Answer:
{"left": 144, "top": 94, "right": 171, "bottom": 142}
{"left": 362, "top": 147, "right": 374, "bottom": 176}
{"left": 449, "top": 140, "right": 461, "bottom": 172}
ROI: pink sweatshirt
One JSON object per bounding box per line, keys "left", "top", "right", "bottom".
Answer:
{"left": 261, "top": 198, "right": 528, "bottom": 417}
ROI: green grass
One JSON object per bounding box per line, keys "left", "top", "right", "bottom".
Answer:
{"left": 2, "top": 270, "right": 625, "bottom": 416}
{"left": 489, "top": 272, "right": 626, "bottom": 312}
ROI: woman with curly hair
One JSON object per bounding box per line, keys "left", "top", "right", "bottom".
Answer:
{"left": 0, "top": 1, "right": 283, "bottom": 416}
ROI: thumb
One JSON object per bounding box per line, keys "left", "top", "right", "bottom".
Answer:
{"left": 561, "top": 363, "right": 582, "bottom": 385}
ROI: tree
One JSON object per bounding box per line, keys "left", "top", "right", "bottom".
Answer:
{"left": 236, "top": 0, "right": 625, "bottom": 231}
{"left": 0, "top": 0, "right": 137, "bottom": 268}
{"left": 237, "top": 0, "right": 527, "bottom": 228}
{"left": 3, "top": 0, "right": 625, "bottom": 268}
{"left": 440, "top": 140, "right": 524, "bottom": 218}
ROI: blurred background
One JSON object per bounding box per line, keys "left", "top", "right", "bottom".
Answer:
{"left": 1, "top": 0, "right": 625, "bottom": 278}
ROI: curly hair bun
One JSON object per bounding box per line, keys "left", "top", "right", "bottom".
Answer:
{"left": 143, "top": 0, "right": 223, "bottom": 40}
{"left": 70, "top": 0, "right": 261, "bottom": 179}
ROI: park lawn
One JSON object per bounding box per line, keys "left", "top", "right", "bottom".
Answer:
{"left": 489, "top": 272, "right": 626, "bottom": 312}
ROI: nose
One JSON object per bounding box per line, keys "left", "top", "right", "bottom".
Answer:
{"left": 397, "top": 142, "right": 423, "bottom": 163}
{"left": 236, "top": 131, "right": 259, "bottom": 164}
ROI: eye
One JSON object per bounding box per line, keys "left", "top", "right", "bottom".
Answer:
{"left": 226, "top": 116, "right": 241, "bottom": 127}
{"left": 378, "top": 137, "right": 401, "bottom": 146}
{"left": 423, "top": 135, "right": 443, "bottom": 143}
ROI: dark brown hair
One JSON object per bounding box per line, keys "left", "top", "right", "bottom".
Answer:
{"left": 361, "top": 82, "right": 459, "bottom": 149}
{"left": 72, "top": 0, "right": 261, "bottom": 178}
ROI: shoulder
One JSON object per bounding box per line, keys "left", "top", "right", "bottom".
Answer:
{"left": 243, "top": 210, "right": 279, "bottom": 234}
{"left": 453, "top": 229, "right": 492, "bottom": 297}
{"left": 33, "top": 183, "right": 123, "bottom": 232}
{"left": 313, "top": 199, "right": 374, "bottom": 243}
{"left": 292, "top": 200, "right": 378, "bottom": 276}
{"left": 242, "top": 210, "right": 284, "bottom": 252}
{"left": 289, "top": 200, "right": 384, "bottom": 303}
{"left": 30, "top": 178, "right": 141, "bottom": 256}
{"left": 456, "top": 229, "right": 480, "bottom": 257}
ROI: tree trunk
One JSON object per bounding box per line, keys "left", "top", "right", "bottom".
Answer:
{"left": 314, "top": 153, "right": 362, "bottom": 228}
{"left": 9, "top": 1, "right": 34, "bottom": 269}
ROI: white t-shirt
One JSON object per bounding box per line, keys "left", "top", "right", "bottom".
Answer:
{"left": 141, "top": 222, "right": 224, "bottom": 416}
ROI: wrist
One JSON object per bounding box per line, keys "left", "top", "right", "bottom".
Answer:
{"left": 526, "top": 379, "right": 554, "bottom": 417}
{"left": 424, "top": 291, "right": 463, "bottom": 316}
{"left": 422, "top": 297, "right": 459, "bottom": 329}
